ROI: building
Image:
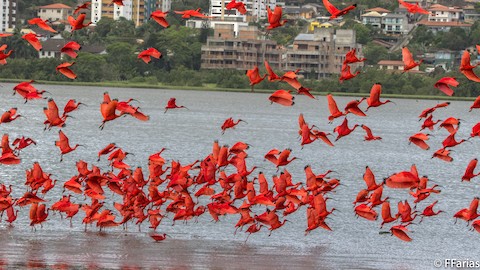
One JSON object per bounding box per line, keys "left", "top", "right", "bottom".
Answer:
{"left": 0, "top": 0, "right": 16, "bottom": 32}
{"left": 428, "top": 4, "right": 463, "bottom": 22}
{"left": 209, "top": 0, "right": 277, "bottom": 22}
{"left": 201, "top": 24, "right": 285, "bottom": 70}
{"left": 92, "top": 0, "right": 171, "bottom": 26}
{"left": 463, "top": 5, "right": 480, "bottom": 23}
{"left": 361, "top": 11, "right": 383, "bottom": 28}
{"left": 283, "top": 6, "right": 315, "bottom": 19}
{"left": 382, "top": 13, "right": 409, "bottom": 35}
{"left": 39, "top": 37, "right": 106, "bottom": 59}
{"left": 417, "top": 19, "right": 472, "bottom": 33}
{"left": 286, "top": 29, "right": 364, "bottom": 79}
{"left": 37, "top": 3, "right": 72, "bottom": 22}
{"left": 377, "top": 60, "right": 421, "bottom": 72}
{"left": 361, "top": 10, "right": 410, "bottom": 35}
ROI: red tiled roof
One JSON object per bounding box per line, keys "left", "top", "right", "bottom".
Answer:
{"left": 429, "top": 4, "right": 462, "bottom": 12}
{"left": 418, "top": 19, "right": 471, "bottom": 27}
{"left": 38, "top": 3, "right": 72, "bottom": 9}
{"left": 377, "top": 60, "right": 404, "bottom": 66}
{"left": 365, "top": 7, "right": 391, "bottom": 13}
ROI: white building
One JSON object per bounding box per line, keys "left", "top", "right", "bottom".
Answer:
{"left": 114, "top": 0, "right": 133, "bottom": 20}
{"left": 0, "top": 0, "right": 16, "bottom": 32}
{"left": 209, "top": 0, "right": 277, "bottom": 22}
{"left": 38, "top": 3, "right": 72, "bottom": 22}
{"left": 428, "top": 4, "right": 463, "bottom": 22}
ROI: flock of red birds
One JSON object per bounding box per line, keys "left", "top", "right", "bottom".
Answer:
{"left": 0, "top": 0, "right": 480, "bottom": 244}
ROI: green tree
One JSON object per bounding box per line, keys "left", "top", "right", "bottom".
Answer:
{"left": 363, "top": 42, "right": 389, "bottom": 65}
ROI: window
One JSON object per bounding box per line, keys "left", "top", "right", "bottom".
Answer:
{"left": 57, "top": 10, "right": 61, "bottom": 13}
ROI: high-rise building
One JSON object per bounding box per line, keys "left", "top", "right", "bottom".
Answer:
{"left": 0, "top": 0, "right": 16, "bottom": 32}
{"left": 92, "top": 0, "right": 172, "bottom": 26}
{"left": 209, "top": 0, "right": 276, "bottom": 22}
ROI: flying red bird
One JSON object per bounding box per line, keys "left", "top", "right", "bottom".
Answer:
{"left": 150, "top": 10, "right": 169, "bottom": 28}
{"left": 339, "top": 63, "right": 360, "bottom": 82}
{"left": 323, "top": 0, "right": 357, "bottom": 19}
{"left": 333, "top": 118, "right": 359, "bottom": 141}
{"left": 402, "top": 47, "right": 422, "bottom": 72}
{"left": 434, "top": 77, "right": 459, "bottom": 96}
{"left": 0, "top": 44, "right": 13, "bottom": 65}
{"left": 460, "top": 50, "right": 480, "bottom": 82}
{"left": 326, "top": 94, "right": 345, "bottom": 122}
{"left": 264, "top": 60, "right": 281, "bottom": 82}
{"left": 366, "top": 83, "right": 393, "bottom": 111}
{"left": 55, "top": 130, "right": 82, "bottom": 162}
{"left": 409, "top": 132, "right": 430, "bottom": 150}
{"left": 56, "top": 62, "right": 77, "bottom": 80}
{"left": 344, "top": 48, "right": 366, "bottom": 64}
{"left": 68, "top": 13, "right": 92, "bottom": 32}
{"left": 111, "top": 0, "right": 124, "bottom": 6}
{"left": 174, "top": 9, "right": 212, "bottom": 19}
{"left": 221, "top": 117, "right": 246, "bottom": 134}
{"left": 267, "top": 6, "right": 287, "bottom": 29}
{"left": 246, "top": 65, "right": 266, "bottom": 91}
{"left": 470, "top": 96, "right": 480, "bottom": 112}
{"left": 74, "top": 2, "right": 91, "bottom": 14}
{"left": 269, "top": 90, "right": 294, "bottom": 106}
{"left": 22, "top": 33, "right": 42, "bottom": 51}
{"left": 28, "top": 18, "right": 57, "bottom": 33}
{"left": 226, "top": 0, "right": 247, "bottom": 15}
{"left": 61, "top": 41, "right": 81, "bottom": 58}
{"left": 138, "top": 48, "right": 162, "bottom": 64}
{"left": 164, "top": 98, "right": 187, "bottom": 113}
{"left": 361, "top": 125, "right": 381, "bottom": 141}
{"left": 398, "top": 0, "right": 430, "bottom": 14}
{"left": 0, "top": 108, "right": 22, "bottom": 124}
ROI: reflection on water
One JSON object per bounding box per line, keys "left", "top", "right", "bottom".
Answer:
{"left": 0, "top": 83, "right": 479, "bottom": 269}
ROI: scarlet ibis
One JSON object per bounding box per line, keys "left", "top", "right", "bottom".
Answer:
{"left": 226, "top": 0, "right": 247, "bottom": 14}
{"left": 55, "top": 130, "right": 82, "bottom": 162}
{"left": 269, "top": 90, "right": 294, "bottom": 106}
{"left": 138, "top": 48, "right": 162, "bottom": 64}
{"left": 221, "top": 117, "right": 246, "bottom": 134}
{"left": 74, "top": 2, "right": 91, "bottom": 14}
{"left": 164, "top": 98, "right": 188, "bottom": 113}
{"left": 402, "top": 47, "right": 423, "bottom": 72}
{"left": 68, "top": 13, "right": 92, "bottom": 32}
{"left": 28, "top": 18, "right": 57, "bottom": 33}
{"left": 56, "top": 62, "right": 77, "bottom": 80}
{"left": 339, "top": 63, "right": 360, "bottom": 82}
{"left": 174, "top": 9, "right": 212, "bottom": 19}
{"left": 246, "top": 65, "right": 266, "bottom": 91}
{"left": 22, "top": 33, "right": 42, "bottom": 51}
{"left": 266, "top": 6, "right": 287, "bottom": 29}
{"left": 460, "top": 50, "right": 480, "bottom": 82}
{"left": 344, "top": 48, "right": 366, "bottom": 64}
{"left": 61, "top": 41, "right": 81, "bottom": 58}
{"left": 398, "top": 0, "right": 430, "bottom": 14}
{"left": 333, "top": 118, "right": 359, "bottom": 141}
{"left": 434, "top": 77, "right": 459, "bottom": 96}
{"left": 150, "top": 10, "right": 169, "bottom": 28}
{"left": 323, "top": 0, "right": 356, "bottom": 19}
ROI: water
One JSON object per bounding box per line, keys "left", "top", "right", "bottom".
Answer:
{"left": 0, "top": 83, "right": 479, "bottom": 269}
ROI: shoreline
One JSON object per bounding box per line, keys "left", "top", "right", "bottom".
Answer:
{"left": 1, "top": 78, "right": 475, "bottom": 101}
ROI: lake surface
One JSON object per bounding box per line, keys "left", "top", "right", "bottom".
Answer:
{"left": 0, "top": 83, "right": 479, "bottom": 269}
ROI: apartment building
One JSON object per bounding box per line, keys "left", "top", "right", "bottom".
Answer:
{"left": 0, "top": 0, "right": 16, "bottom": 32}
{"left": 201, "top": 25, "right": 285, "bottom": 70}
{"left": 286, "top": 28, "right": 363, "bottom": 79}
{"left": 91, "top": 0, "right": 171, "bottom": 26}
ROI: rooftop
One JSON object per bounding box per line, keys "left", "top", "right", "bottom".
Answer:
{"left": 365, "top": 7, "right": 391, "bottom": 13}
{"left": 428, "top": 4, "right": 463, "bottom": 12}
{"left": 38, "top": 3, "right": 72, "bottom": 9}
{"left": 418, "top": 19, "right": 472, "bottom": 27}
